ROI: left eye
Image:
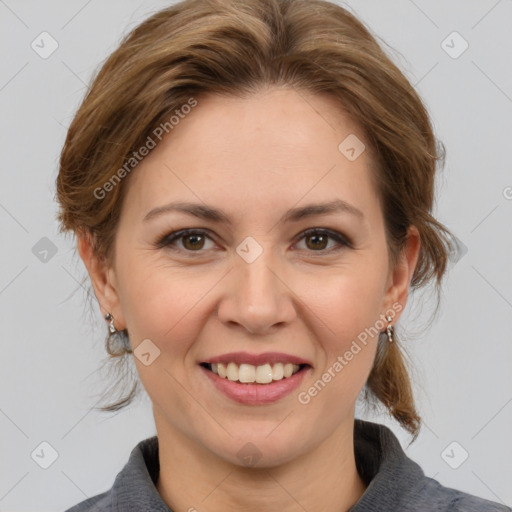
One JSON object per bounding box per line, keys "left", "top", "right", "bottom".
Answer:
{"left": 156, "top": 228, "right": 350, "bottom": 254}
{"left": 294, "top": 228, "right": 350, "bottom": 252}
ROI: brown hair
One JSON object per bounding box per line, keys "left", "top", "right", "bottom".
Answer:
{"left": 56, "top": 0, "right": 456, "bottom": 438}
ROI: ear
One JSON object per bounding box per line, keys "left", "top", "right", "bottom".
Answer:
{"left": 381, "top": 225, "right": 421, "bottom": 322}
{"left": 77, "top": 231, "right": 126, "bottom": 331}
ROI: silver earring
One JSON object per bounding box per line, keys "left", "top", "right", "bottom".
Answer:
{"left": 386, "top": 315, "right": 394, "bottom": 343}
{"left": 105, "top": 313, "right": 117, "bottom": 334}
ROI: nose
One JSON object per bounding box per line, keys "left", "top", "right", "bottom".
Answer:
{"left": 217, "top": 250, "right": 297, "bottom": 335}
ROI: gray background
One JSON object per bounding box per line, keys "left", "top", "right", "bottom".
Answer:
{"left": 1, "top": 0, "right": 511, "bottom": 510}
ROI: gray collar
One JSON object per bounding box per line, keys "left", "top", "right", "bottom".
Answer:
{"left": 71, "top": 419, "right": 507, "bottom": 511}
{"left": 108, "top": 419, "right": 425, "bottom": 511}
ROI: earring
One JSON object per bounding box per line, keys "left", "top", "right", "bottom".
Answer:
{"left": 386, "top": 315, "right": 394, "bottom": 343}
{"left": 105, "top": 312, "right": 117, "bottom": 334}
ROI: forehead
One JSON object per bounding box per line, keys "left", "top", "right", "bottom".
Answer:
{"left": 122, "top": 88, "right": 380, "bottom": 229}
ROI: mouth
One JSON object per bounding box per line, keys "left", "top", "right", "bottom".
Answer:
{"left": 198, "top": 351, "right": 313, "bottom": 404}
{"left": 200, "top": 361, "right": 310, "bottom": 385}
{"left": 199, "top": 359, "right": 312, "bottom": 405}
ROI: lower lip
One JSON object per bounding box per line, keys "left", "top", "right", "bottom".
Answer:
{"left": 199, "top": 365, "right": 310, "bottom": 405}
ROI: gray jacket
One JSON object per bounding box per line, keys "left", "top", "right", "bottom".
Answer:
{"left": 64, "top": 419, "right": 511, "bottom": 511}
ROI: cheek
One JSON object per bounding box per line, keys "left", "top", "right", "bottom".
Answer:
{"left": 301, "top": 263, "right": 385, "bottom": 390}
{"left": 296, "top": 281, "right": 381, "bottom": 425}
{"left": 116, "top": 256, "right": 216, "bottom": 355}
{"left": 306, "top": 263, "right": 386, "bottom": 343}
{"left": 119, "top": 263, "right": 210, "bottom": 406}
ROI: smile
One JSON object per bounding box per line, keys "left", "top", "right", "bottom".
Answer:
{"left": 202, "top": 362, "right": 305, "bottom": 384}
{"left": 199, "top": 362, "right": 311, "bottom": 405}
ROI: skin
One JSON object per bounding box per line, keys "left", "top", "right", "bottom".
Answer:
{"left": 78, "top": 87, "right": 420, "bottom": 512}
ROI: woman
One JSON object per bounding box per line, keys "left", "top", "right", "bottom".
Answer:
{"left": 57, "top": 0, "right": 511, "bottom": 510}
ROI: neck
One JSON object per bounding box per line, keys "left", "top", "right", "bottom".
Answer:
{"left": 155, "top": 411, "right": 367, "bottom": 512}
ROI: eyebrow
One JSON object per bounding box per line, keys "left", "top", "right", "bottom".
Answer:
{"left": 143, "top": 199, "right": 365, "bottom": 224}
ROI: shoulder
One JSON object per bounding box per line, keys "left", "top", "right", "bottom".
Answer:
{"left": 403, "top": 475, "right": 511, "bottom": 511}
{"left": 352, "top": 420, "right": 511, "bottom": 512}
{"left": 63, "top": 435, "right": 162, "bottom": 511}
{"left": 63, "top": 490, "right": 110, "bottom": 512}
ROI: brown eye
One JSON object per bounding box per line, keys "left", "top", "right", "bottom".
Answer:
{"left": 305, "top": 232, "right": 329, "bottom": 250}
{"left": 294, "top": 228, "right": 350, "bottom": 253}
{"left": 182, "top": 233, "right": 206, "bottom": 250}
{"left": 156, "top": 228, "right": 351, "bottom": 255}
{"left": 156, "top": 229, "right": 216, "bottom": 252}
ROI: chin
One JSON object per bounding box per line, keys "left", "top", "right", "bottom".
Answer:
{"left": 211, "top": 430, "right": 311, "bottom": 469}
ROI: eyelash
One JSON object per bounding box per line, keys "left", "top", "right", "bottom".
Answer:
{"left": 155, "top": 228, "right": 352, "bottom": 256}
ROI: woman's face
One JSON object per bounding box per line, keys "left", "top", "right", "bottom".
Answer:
{"left": 83, "top": 87, "right": 419, "bottom": 467}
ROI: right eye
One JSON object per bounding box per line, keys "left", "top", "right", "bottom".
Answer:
{"left": 156, "top": 229, "right": 217, "bottom": 253}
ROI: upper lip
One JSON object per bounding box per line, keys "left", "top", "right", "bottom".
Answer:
{"left": 202, "top": 351, "right": 313, "bottom": 367}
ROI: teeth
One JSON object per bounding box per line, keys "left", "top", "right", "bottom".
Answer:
{"left": 227, "top": 362, "right": 238, "bottom": 381}
{"left": 210, "top": 362, "right": 301, "bottom": 384}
